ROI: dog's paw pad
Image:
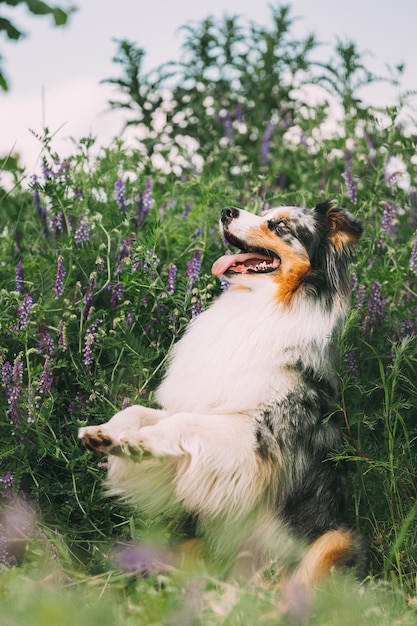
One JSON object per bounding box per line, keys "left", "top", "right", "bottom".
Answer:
{"left": 78, "top": 426, "right": 121, "bottom": 455}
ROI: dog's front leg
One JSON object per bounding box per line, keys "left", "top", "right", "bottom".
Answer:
{"left": 118, "top": 412, "right": 278, "bottom": 520}
{"left": 116, "top": 411, "right": 264, "bottom": 460}
{"left": 78, "top": 404, "right": 169, "bottom": 458}
{"left": 117, "top": 414, "right": 190, "bottom": 458}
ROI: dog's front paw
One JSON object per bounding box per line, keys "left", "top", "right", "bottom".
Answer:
{"left": 78, "top": 425, "right": 123, "bottom": 456}
{"left": 119, "top": 431, "right": 145, "bottom": 460}
{"left": 120, "top": 425, "right": 184, "bottom": 458}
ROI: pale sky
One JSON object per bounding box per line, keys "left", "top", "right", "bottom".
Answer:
{"left": 1, "top": 0, "right": 416, "bottom": 177}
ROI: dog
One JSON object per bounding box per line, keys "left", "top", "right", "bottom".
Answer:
{"left": 79, "top": 199, "right": 365, "bottom": 587}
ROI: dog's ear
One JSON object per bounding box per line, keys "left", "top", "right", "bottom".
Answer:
{"left": 315, "top": 199, "right": 363, "bottom": 249}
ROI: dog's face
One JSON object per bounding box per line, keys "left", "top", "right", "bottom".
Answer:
{"left": 212, "top": 200, "right": 362, "bottom": 305}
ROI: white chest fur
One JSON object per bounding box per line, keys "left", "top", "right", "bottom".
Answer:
{"left": 156, "top": 282, "right": 344, "bottom": 415}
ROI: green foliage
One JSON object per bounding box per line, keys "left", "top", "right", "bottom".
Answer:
{"left": 103, "top": 4, "right": 395, "bottom": 182}
{"left": 1, "top": 4, "right": 417, "bottom": 622}
{"left": 103, "top": 6, "right": 321, "bottom": 176}
{"left": 0, "top": 0, "right": 75, "bottom": 90}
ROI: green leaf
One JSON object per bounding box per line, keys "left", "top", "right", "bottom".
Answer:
{"left": 0, "top": 71, "right": 9, "bottom": 91}
{"left": 0, "top": 16, "right": 24, "bottom": 40}
{"left": 52, "top": 7, "right": 69, "bottom": 26}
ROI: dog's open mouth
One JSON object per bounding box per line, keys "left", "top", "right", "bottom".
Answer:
{"left": 212, "top": 233, "right": 281, "bottom": 276}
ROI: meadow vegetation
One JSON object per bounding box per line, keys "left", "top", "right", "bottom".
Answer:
{"left": 1, "top": 5, "right": 417, "bottom": 623}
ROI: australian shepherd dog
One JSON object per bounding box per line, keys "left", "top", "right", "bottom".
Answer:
{"left": 79, "top": 199, "right": 366, "bottom": 590}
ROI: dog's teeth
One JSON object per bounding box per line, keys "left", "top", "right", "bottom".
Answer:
{"left": 254, "top": 261, "right": 269, "bottom": 271}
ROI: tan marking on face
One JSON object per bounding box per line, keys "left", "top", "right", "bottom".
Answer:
{"left": 267, "top": 210, "right": 291, "bottom": 220}
{"left": 247, "top": 223, "right": 311, "bottom": 305}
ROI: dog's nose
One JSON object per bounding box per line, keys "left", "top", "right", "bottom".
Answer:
{"left": 221, "top": 206, "right": 240, "bottom": 226}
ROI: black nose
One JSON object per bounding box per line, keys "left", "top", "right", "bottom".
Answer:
{"left": 221, "top": 206, "right": 240, "bottom": 226}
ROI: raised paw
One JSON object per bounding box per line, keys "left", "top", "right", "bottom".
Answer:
{"left": 78, "top": 425, "right": 123, "bottom": 456}
{"left": 119, "top": 431, "right": 145, "bottom": 459}
{"left": 119, "top": 425, "right": 184, "bottom": 458}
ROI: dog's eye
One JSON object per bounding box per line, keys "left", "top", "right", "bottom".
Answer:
{"left": 269, "top": 218, "right": 289, "bottom": 234}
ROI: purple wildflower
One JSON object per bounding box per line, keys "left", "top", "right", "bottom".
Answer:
{"left": 96, "top": 256, "right": 105, "bottom": 274}
{"left": 400, "top": 309, "right": 417, "bottom": 339}
{"left": 41, "top": 159, "right": 53, "bottom": 180}
{"left": 35, "top": 324, "right": 55, "bottom": 355}
{"left": 344, "top": 350, "right": 360, "bottom": 378}
{"left": 136, "top": 178, "right": 154, "bottom": 227}
{"left": 260, "top": 120, "right": 275, "bottom": 166}
{"left": 13, "top": 355, "right": 23, "bottom": 385}
{"left": 236, "top": 104, "right": 244, "bottom": 123}
{"left": 27, "top": 389, "right": 36, "bottom": 423}
{"left": 31, "top": 176, "right": 49, "bottom": 239}
{"left": 0, "top": 472, "right": 14, "bottom": 498}
{"left": 167, "top": 263, "right": 177, "bottom": 295}
{"left": 191, "top": 299, "right": 203, "bottom": 318}
{"left": 186, "top": 251, "right": 202, "bottom": 291}
{"left": 1, "top": 359, "right": 23, "bottom": 427}
{"left": 278, "top": 172, "right": 287, "bottom": 190}
{"left": 342, "top": 170, "right": 357, "bottom": 204}
{"left": 50, "top": 211, "right": 65, "bottom": 238}
{"left": 7, "top": 386, "right": 20, "bottom": 426}
{"left": 218, "top": 109, "right": 234, "bottom": 143}
{"left": 363, "top": 281, "right": 386, "bottom": 342}
{"left": 344, "top": 150, "right": 353, "bottom": 173}
{"left": 31, "top": 179, "right": 41, "bottom": 214}
{"left": 410, "top": 230, "right": 417, "bottom": 273}
{"left": 115, "top": 235, "right": 135, "bottom": 275}
{"left": 381, "top": 202, "right": 396, "bottom": 235}
{"left": 56, "top": 160, "right": 70, "bottom": 178}
{"left": 83, "top": 274, "right": 96, "bottom": 322}
{"left": 74, "top": 216, "right": 90, "bottom": 244}
{"left": 377, "top": 203, "right": 397, "bottom": 248}
{"left": 179, "top": 203, "right": 192, "bottom": 219}
{"left": 39, "top": 356, "right": 53, "bottom": 393}
{"left": 57, "top": 320, "right": 68, "bottom": 350}
{"left": 121, "top": 397, "right": 131, "bottom": 410}
{"left": 114, "top": 177, "right": 126, "bottom": 212}
{"left": 386, "top": 171, "right": 402, "bottom": 186}
{"left": 280, "top": 579, "right": 313, "bottom": 623}
{"left": 300, "top": 132, "right": 308, "bottom": 148}
{"left": 125, "top": 312, "right": 133, "bottom": 328}
{"left": 2, "top": 361, "right": 13, "bottom": 393}
{"left": 83, "top": 318, "right": 102, "bottom": 368}
{"left": 219, "top": 276, "right": 230, "bottom": 291}
{"left": 112, "top": 541, "right": 173, "bottom": 576}
{"left": 110, "top": 282, "right": 125, "bottom": 309}
{"left": 0, "top": 497, "right": 36, "bottom": 567}
{"left": 11, "top": 294, "right": 33, "bottom": 331}
{"left": 15, "top": 262, "right": 24, "bottom": 293}
{"left": 54, "top": 255, "right": 66, "bottom": 298}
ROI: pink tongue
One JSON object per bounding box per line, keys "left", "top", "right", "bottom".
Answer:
{"left": 212, "top": 252, "right": 270, "bottom": 276}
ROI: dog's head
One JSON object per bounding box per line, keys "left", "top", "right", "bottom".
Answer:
{"left": 212, "top": 200, "right": 362, "bottom": 306}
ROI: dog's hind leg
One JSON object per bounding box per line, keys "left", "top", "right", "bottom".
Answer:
{"left": 280, "top": 528, "right": 366, "bottom": 616}
{"left": 293, "top": 528, "right": 365, "bottom": 584}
